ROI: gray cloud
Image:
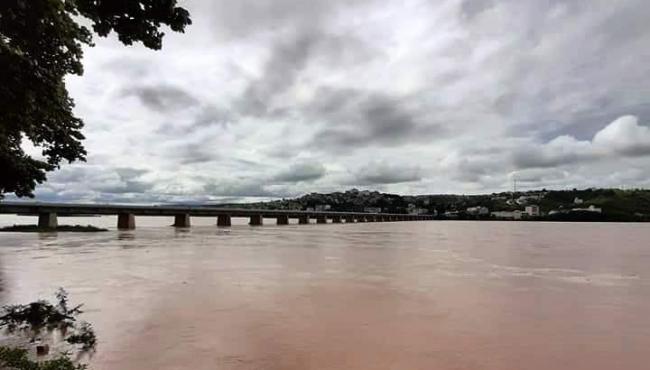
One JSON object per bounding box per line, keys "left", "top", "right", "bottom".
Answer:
{"left": 115, "top": 167, "right": 148, "bottom": 180}
{"left": 273, "top": 162, "right": 326, "bottom": 183}
{"left": 173, "top": 143, "right": 218, "bottom": 165}
{"left": 121, "top": 84, "right": 199, "bottom": 112}
{"left": 307, "top": 89, "right": 442, "bottom": 151}
{"left": 96, "top": 180, "right": 154, "bottom": 195}
{"left": 207, "top": 0, "right": 372, "bottom": 40}
{"left": 355, "top": 162, "right": 421, "bottom": 185}
{"left": 42, "top": 165, "right": 155, "bottom": 199}
{"left": 203, "top": 180, "right": 274, "bottom": 197}
{"left": 237, "top": 34, "right": 317, "bottom": 117}
{"left": 236, "top": 31, "right": 377, "bottom": 118}
{"left": 459, "top": 0, "right": 495, "bottom": 20}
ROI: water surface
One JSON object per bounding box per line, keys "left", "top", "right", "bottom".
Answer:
{"left": 0, "top": 216, "right": 648, "bottom": 370}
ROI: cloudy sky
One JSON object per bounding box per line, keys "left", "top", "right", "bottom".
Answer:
{"left": 23, "top": 0, "right": 650, "bottom": 203}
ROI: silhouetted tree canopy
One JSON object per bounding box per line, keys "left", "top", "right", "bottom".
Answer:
{"left": 0, "top": 0, "right": 191, "bottom": 198}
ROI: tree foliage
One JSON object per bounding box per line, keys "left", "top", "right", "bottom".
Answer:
{"left": 0, "top": 288, "right": 97, "bottom": 352}
{"left": 0, "top": 346, "right": 87, "bottom": 370}
{"left": 0, "top": 0, "right": 191, "bottom": 198}
{"left": 0, "top": 289, "right": 96, "bottom": 369}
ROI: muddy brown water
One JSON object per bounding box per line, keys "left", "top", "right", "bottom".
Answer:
{"left": 0, "top": 216, "right": 649, "bottom": 370}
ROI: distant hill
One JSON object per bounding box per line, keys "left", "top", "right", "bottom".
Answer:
{"left": 209, "top": 188, "right": 650, "bottom": 222}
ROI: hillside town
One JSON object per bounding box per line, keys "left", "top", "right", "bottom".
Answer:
{"left": 213, "top": 188, "right": 650, "bottom": 222}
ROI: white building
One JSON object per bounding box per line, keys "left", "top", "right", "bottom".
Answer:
{"left": 408, "top": 208, "right": 429, "bottom": 215}
{"left": 524, "top": 205, "right": 540, "bottom": 217}
{"left": 574, "top": 197, "right": 584, "bottom": 204}
{"left": 491, "top": 210, "right": 523, "bottom": 220}
{"left": 364, "top": 207, "right": 382, "bottom": 213}
{"left": 444, "top": 210, "right": 459, "bottom": 218}
{"left": 466, "top": 206, "right": 489, "bottom": 216}
{"left": 572, "top": 205, "right": 602, "bottom": 213}
{"left": 516, "top": 196, "right": 529, "bottom": 205}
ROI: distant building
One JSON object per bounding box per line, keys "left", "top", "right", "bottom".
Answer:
{"left": 466, "top": 206, "right": 489, "bottom": 216}
{"left": 314, "top": 204, "right": 331, "bottom": 211}
{"left": 444, "top": 210, "right": 459, "bottom": 219}
{"left": 574, "top": 197, "right": 584, "bottom": 204}
{"left": 524, "top": 205, "right": 540, "bottom": 217}
{"left": 364, "top": 207, "right": 382, "bottom": 213}
{"left": 407, "top": 204, "right": 429, "bottom": 215}
{"left": 491, "top": 210, "right": 523, "bottom": 220}
{"left": 572, "top": 205, "right": 602, "bottom": 213}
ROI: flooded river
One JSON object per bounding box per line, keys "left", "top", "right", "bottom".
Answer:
{"left": 0, "top": 216, "right": 649, "bottom": 370}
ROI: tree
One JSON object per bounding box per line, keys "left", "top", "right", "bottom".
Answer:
{"left": 0, "top": 0, "right": 191, "bottom": 198}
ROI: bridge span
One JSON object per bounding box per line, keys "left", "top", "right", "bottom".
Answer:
{"left": 0, "top": 202, "right": 434, "bottom": 229}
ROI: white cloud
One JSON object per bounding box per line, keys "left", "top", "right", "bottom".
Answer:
{"left": 520, "top": 115, "right": 650, "bottom": 169}
{"left": 593, "top": 115, "right": 650, "bottom": 155}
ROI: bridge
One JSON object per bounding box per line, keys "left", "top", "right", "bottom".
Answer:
{"left": 0, "top": 202, "right": 434, "bottom": 229}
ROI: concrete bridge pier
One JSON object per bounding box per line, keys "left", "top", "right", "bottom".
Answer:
{"left": 316, "top": 215, "right": 327, "bottom": 224}
{"left": 249, "top": 214, "right": 263, "bottom": 226}
{"left": 173, "top": 214, "right": 191, "bottom": 227}
{"left": 217, "top": 215, "right": 232, "bottom": 227}
{"left": 344, "top": 215, "right": 355, "bottom": 223}
{"left": 38, "top": 212, "right": 57, "bottom": 229}
{"left": 357, "top": 216, "right": 367, "bottom": 222}
{"left": 332, "top": 216, "right": 342, "bottom": 223}
{"left": 298, "top": 215, "right": 310, "bottom": 224}
{"left": 117, "top": 213, "right": 135, "bottom": 230}
{"left": 277, "top": 215, "right": 289, "bottom": 225}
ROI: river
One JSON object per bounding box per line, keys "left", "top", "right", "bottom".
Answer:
{"left": 0, "top": 216, "right": 648, "bottom": 370}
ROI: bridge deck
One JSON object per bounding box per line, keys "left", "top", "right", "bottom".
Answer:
{"left": 0, "top": 201, "right": 430, "bottom": 219}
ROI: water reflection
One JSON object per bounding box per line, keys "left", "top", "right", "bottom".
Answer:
{"left": 117, "top": 232, "right": 135, "bottom": 241}
{"left": 37, "top": 232, "right": 59, "bottom": 241}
